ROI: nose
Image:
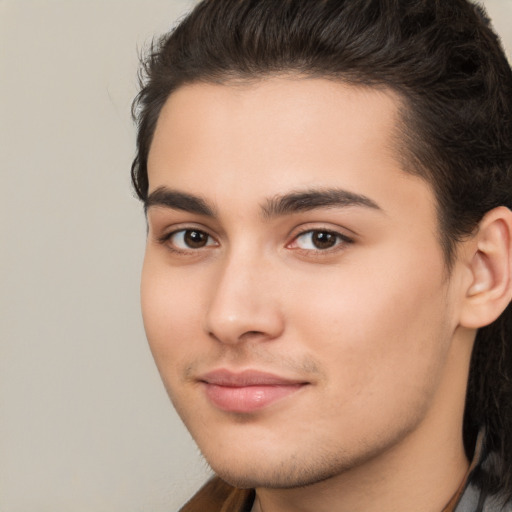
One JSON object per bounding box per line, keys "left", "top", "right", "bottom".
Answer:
{"left": 204, "top": 252, "right": 285, "bottom": 345}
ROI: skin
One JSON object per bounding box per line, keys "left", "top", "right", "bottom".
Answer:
{"left": 142, "top": 78, "right": 480, "bottom": 512}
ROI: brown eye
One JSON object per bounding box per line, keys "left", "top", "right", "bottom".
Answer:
{"left": 169, "top": 229, "right": 216, "bottom": 250}
{"left": 311, "top": 231, "right": 338, "bottom": 249}
{"left": 292, "top": 229, "right": 352, "bottom": 251}
{"left": 184, "top": 230, "right": 209, "bottom": 248}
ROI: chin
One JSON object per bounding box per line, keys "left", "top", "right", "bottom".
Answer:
{"left": 199, "top": 416, "right": 423, "bottom": 491}
{"left": 204, "top": 445, "right": 361, "bottom": 490}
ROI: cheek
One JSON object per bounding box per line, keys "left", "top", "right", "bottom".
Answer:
{"left": 289, "top": 251, "right": 452, "bottom": 402}
{"left": 140, "top": 253, "right": 206, "bottom": 376}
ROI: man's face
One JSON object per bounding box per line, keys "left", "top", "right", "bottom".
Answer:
{"left": 142, "top": 78, "right": 470, "bottom": 488}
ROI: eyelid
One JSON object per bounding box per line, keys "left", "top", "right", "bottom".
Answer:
{"left": 287, "top": 226, "right": 355, "bottom": 253}
{"left": 153, "top": 222, "right": 354, "bottom": 256}
{"left": 156, "top": 225, "right": 219, "bottom": 253}
{"left": 154, "top": 220, "right": 214, "bottom": 241}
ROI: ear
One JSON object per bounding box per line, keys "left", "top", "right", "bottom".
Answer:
{"left": 459, "top": 206, "right": 512, "bottom": 329}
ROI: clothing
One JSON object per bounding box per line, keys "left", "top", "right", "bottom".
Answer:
{"left": 179, "top": 475, "right": 511, "bottom": 512}
{"left": 443, "top": 431, "right": 512, "bottom": 512}
{"left": 179, "top": 434, "right": 511, "bottom": 512}
{"left": 179, "top": 479, "right": 253, "bottom": 512}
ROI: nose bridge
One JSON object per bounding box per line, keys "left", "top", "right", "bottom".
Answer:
{"left": 204, "top": 244, "right": 283, "bottom": 344}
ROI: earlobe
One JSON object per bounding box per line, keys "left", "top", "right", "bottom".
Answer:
{"left": 460, "top": 206, "right": 512, "bottom": 329}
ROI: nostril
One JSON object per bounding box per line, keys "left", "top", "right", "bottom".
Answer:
{"left": 246, "top": 330, "right": 263, "bottom": 336}
{"left": 208, "top": 330, "right": 220, "bottom": 341}
{"left": 204, "top": 292, "right": 285, "bottom": 344}
{"left": 207, "top": 328, "right": 272, "bottom": 345}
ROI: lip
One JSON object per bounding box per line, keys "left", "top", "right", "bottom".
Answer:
{"left": 199, "top": 369, "right": 308, "bottom": 413}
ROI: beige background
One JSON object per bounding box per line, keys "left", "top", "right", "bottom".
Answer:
{"left": 1, "top": 1, "right": 511, "bottom": 511}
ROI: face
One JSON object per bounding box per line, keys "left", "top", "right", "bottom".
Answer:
{"left": 142, "top": 78, "right": 468, "bottom": 489}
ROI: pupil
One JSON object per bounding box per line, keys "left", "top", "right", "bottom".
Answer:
{"left": 185, "top": 230, "right": 207, "bottom": 248}
{"left": 313, "top": 231, "right": 336, "bottom": 249}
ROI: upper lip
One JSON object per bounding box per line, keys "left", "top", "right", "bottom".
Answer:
{"left": 198, "top": 369, "right": 308, "bottom": 387}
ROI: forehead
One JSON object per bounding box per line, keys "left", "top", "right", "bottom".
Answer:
{"left": 149, "top": 78, "right": 402, "bottom": 184}
{"left": 147, "top": 78, "right": 435, "bottom": 227}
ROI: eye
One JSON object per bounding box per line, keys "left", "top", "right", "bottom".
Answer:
{"left": 290, "top": 229, "right": 352, "bottom": 251}
{"left": 167, "top": 229, "right": 217, "bottom": 250}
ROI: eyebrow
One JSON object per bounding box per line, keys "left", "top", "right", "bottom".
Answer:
{"left": 261, "top": 188, "right": 381, "bottom": 219}
{"left": 145, "top": 187, "right": 217, "bottom": 217}
{"left": 145, "top": 186, "right": 381, "bottom": 218}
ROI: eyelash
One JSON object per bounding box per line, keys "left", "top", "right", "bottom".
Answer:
{"left": 158, "top": 228, "right": 218, "bottom": 254}
{"left": 157, "top": 227, "right": 354, "bottom": 255}
{"left": 288, "top": 229, "right": 354, "bottom": 254}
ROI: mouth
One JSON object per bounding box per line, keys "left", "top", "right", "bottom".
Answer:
{"left": 198, "top": 369, "right": 309, "bottom": 413}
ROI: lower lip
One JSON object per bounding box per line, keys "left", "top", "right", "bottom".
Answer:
{"left": 203, "top": 383, "right": 305, "bottom": 413}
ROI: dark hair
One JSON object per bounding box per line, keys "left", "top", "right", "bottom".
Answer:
{"left": 131, "top": 0, "right": 512, "bottom": 502}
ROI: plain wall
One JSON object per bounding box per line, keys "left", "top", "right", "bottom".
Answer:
{"left": 1, "top": 1, "right": 511, "bottom": 511}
